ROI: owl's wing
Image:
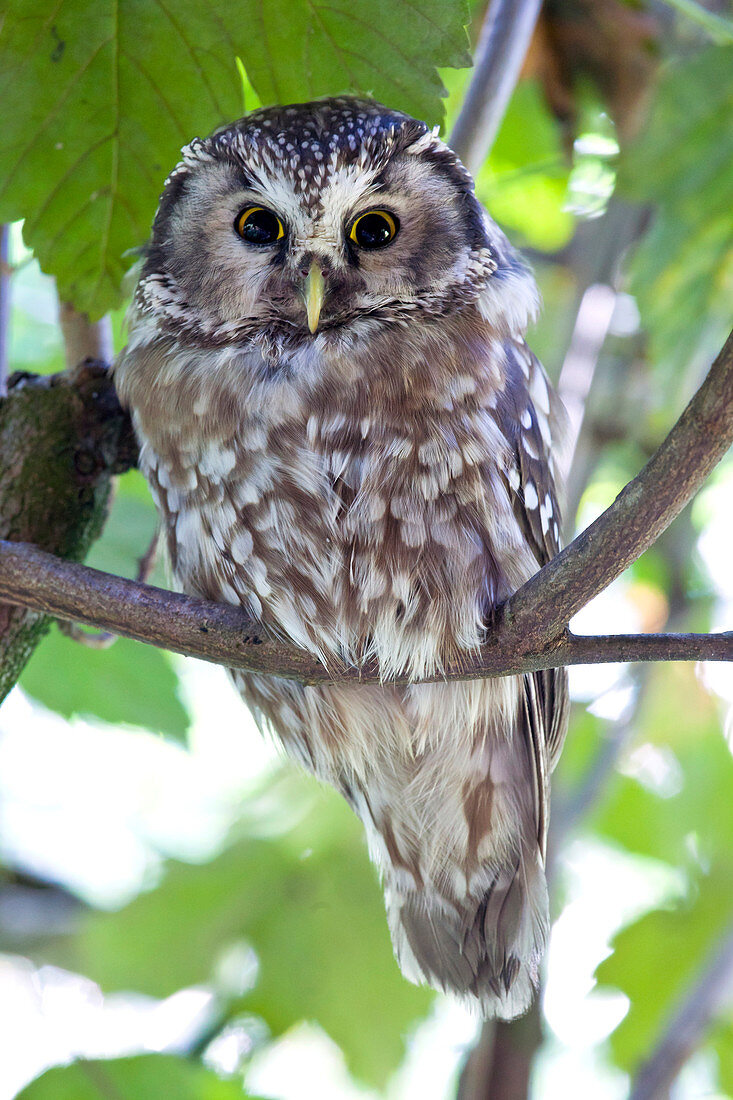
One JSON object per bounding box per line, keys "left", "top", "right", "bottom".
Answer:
{"left": 500, "top": 338, "right": 570, "bottom": 851}
{"left": 504, "top": 338, "right": 565, "bottom": 569}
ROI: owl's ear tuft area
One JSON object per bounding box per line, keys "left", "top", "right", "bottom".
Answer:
{"left": 394, "top": 117, "right": 431, "bottom": 152}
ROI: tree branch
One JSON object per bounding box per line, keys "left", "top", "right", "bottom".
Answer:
{"left": 457, "top": 1001, "right": 542, "bottom": 1100}
{"left": 0, "top": 364, "right": 137, "bottom": 702}
{"left": 0, "top": 330, "right": 730, "bottom": 688}
{"left": 449, "top": 0, "right": 543, "bottom": 172}
{"left": 629, "top": 918, "right": 733, "bottom": 1100}
{"left": 58, "top": 299, "right": 113, "bottom": 368}
{"left": 505, "top": 328, "right": 733, "bottom": 650}
{"left": 0, "top": 544, "right": 729, "bottom": 685}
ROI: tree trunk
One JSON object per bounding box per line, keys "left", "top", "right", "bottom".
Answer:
{"left": 0, "top": 362, "right": 136, "bottom": 702}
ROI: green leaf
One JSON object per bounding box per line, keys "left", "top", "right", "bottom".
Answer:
{"left": 596, "top": 862, "right": 733, "bottom": 1072}
{"left": 85, "top": 469, "right": 165, "bottom": 586}
{"left": 619, "top": 47, "right": 733, "bottom": 393}
{"left": 477, "top": 79, "right": 573, "bottom": 251}
{"left": 236, "top": 0, "right": 470, "bottom": 123}
{"left": 713, "top": 1021, "right": 733, "bottom": 1095}
{"left": 16, "top": 1054, "right": 260, "bottom": 1099}
{"left": 0, "top": 0, "right": 470, "bottom": 317}
{"left": 17, "top": 466, "right": 187, "bottom": 737}
{"left": 20, "top": 624, "right": 189, "bottom": 741}
{"left": 592, "top": 665, "right": 733, "bottom": 869}
{"left": 590, "top": 664, "right": 733, "bottom": 1073}
{"left": 57, "top": 780, "right": 433, "bottom": 1087}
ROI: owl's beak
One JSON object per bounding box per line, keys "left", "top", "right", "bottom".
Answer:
{"left": 303, "top": 261, "right": 325, "bottom": 334}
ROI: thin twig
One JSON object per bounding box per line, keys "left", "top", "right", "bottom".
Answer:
{"left": 449, "top": 0, "right": 543, "bottom": 172}
{"left": 659, "top": 0, "right": 733, "bottom": 44}
{"left": 557, "top": 284, "right": 618, "bottom": 480}
{"left": 629, "top": 918, "right": 733, "bottom": 1100}
{"left": 0, "top": 224, "right": 10, "bottom": 398}
{"left": 58, "top": 620, "right": 118, "bottom": 649}
{"left": 136, "top": 524, "right": 160, "bottom": 584}
{"left": 551, "top": 668, "right": 649, "bottom": 843}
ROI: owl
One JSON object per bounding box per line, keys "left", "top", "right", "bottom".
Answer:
{"left": 114, "top": 97, "right": 568, "bottom": 1019}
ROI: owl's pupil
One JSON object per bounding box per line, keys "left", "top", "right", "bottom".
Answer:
{"left": 237, "top": 207, "right": 282, "bottom": 244}
{"left": 353, "top": 212, "right": 397, "bottom": 249}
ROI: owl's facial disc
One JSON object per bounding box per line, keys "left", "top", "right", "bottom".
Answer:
{"left": 139, "top": 99, "right": 511, "bottom": 346}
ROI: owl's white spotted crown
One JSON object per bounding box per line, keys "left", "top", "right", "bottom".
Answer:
{"left": 134, "top": 96, "right": 539, "bottom": 365}
{"left": 173, "top": 98, "right": 447, "bottom": 211}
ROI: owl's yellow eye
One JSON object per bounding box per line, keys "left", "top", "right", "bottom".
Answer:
{"left": 349, "top": 210, "right": 399, "bottom": 250}
{"left": 235, "top": 206, "right": 285, "bottom": 245}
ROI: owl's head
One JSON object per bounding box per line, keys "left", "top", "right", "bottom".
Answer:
{"left": 135, "top": 97, "right": 537, "bottom": 352}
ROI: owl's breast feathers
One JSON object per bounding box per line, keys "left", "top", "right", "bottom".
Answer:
{"left": 115, "top": 308, "right": 562, "bottom": 678}
{"left": 116, "top": 296, "right": 568, "bottom": 1018}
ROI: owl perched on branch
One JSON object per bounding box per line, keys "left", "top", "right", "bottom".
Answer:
{"left": 115, "top": 97, "right": 568, "bottom": 1018}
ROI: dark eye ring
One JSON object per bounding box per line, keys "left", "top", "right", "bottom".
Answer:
{"left": 235, "top": 206, "right": 285, "bottom": 245}
{"left": 349, "top": 209, "right": 399, "bottom": 250}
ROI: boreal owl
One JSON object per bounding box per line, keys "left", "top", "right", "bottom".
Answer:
{"left": 115, "top": 97, "right": 568, "bottom": 1019}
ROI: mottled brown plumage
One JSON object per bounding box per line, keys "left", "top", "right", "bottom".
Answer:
{"left": 115, "top": 97, "right": 568, "bottom": 1017}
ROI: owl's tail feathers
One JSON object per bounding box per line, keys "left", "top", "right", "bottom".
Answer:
{"left": 388, "top": 852, "right": 549, "bottom": 1020}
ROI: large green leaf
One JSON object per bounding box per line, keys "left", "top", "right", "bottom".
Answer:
{"left": 20, "top": 624, "right": 189, "bottom": 741}
{"left": 619, "top": 47, "right": 733, "bottom": 398}
{"left": 591, "top": 665, "right": 733, "bottom": 1074}
{"left": 0, "top": 0, "right": 470, "bottom": 317}
{"left": 596, "top": 862, "right": 733, "bottom": 1072}
{"left": 591, "top": 665, "right": 733, "bottom": 868}
{"left": 16, "top": 1054, "right": 260, "bottom": 1099}
{"left": 54, "top": 779, "right": 433, "bottom": 1087}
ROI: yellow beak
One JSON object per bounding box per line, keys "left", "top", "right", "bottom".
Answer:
{"left": 304, "top": 261, "right": 325, "bottom": 334}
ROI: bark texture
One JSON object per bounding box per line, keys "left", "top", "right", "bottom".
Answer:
{"left": 0, "top": 362, "right": 136, "bottom": 702}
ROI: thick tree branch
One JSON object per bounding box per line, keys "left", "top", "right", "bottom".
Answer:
{"left": 628, "top": 918, "right": 733, "bottom": 1100}
{"left": 0, "top": 332, "right": 731, "bottom": 688}
{"left": 0, "top": 548, "right": 729, "bottom": 685}
{"left": 0, "top": 364, "right": 136, "bottom": 702}
{"left": 449, "top": 0, "right": 543, "bottom": 172}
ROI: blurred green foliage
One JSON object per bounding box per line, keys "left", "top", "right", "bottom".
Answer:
{"left": 16, "top": 1055, "right": 263, "bottom": 1099}
{"left": 45, "top": 776, "right": 433, "bottom": 1087}
{"left": 19, "top": 626, "right": 189, "bottom": 741}
{"left": 17, "top": 468, "right": 189, "bottom": 736}
{"left": 594, "top": 665, "right": 733, "bottom": 1069}
{"left": 619, "top": 47, "right": 733, "bottom": 408}
{"left": 478, "top": 79, "right": 574, "bottom": 250}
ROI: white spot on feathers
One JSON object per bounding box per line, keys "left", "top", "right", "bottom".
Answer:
{"left": 230, "top": 528, "right": 254, "bottom": 564}
{"left": 523, "top": 481, "right": 539, "bottom": 511}
{"left": 198, "top": 445, "right": 236, "bottom": 480}
{"left": 249, "top": 556, "right": 271, "bottom": 597}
